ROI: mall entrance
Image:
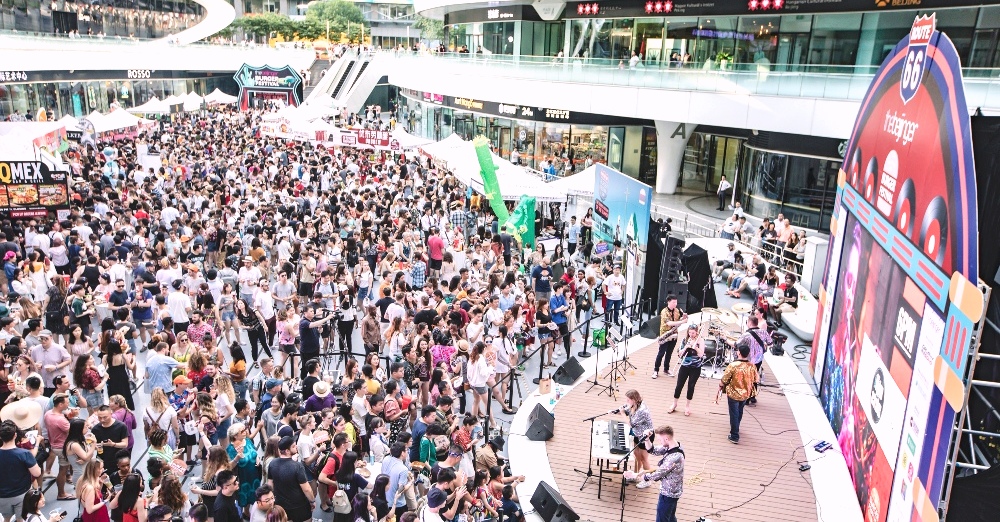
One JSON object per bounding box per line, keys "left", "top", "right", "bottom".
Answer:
{"left": 680, "top": 132, "right": 743, "bottom": 193}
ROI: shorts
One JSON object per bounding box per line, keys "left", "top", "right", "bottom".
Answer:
{"left": 57, "top": 451, "right": 70, "bottom": 469}
{"left": 221, "top": 311, "right": 235, "bottom": 322}
{"left": 298, "top": 282, "right": 314, "bottom": 297}
{"left": 471, "top": 385, "right": 488, "bottom": 395}
{"left": 81, "top": 388, "right": 105, "bottom": 408}
{"left": 429, "top": 258, "right": 442, "bottom": 271}
{"left": 536, "top": 291, "right": 551, "bottom": 302}
{"left": 777, "top": 303, "right": 796, "bottom": 314}
{"left": 279, "top": 344, "right": 297, "bottom": 354}
{"left": 179, "top": 431, "right": 198, "bottom": 448}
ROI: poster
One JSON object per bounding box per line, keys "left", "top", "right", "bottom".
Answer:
{"left": 0, "top": 160, "right": 71, "bottom": 219}
{"left": 592, "top": 163, "right": 651, "bottom": 257}
{"left": 812, "top": 15, "right": 983, "bottom": 522}
{"left": 234, "top": 64, "right": 303, "bottom": 111}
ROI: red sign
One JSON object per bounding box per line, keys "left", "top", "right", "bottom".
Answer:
{"left": 355, "top": 129, "right": 391, "bottom": 147}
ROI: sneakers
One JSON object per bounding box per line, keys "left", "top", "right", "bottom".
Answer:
{"left": 651, "top": 371, "right": 658, "bottom": 379}
{"left": 636, "top": 480, "right": 653, "bottom": 489}
{"left": 666, "top": 371, "right": 676, "bottom": 377}
{"left": 727, "top": 435, "right": 739, "bottom": 444}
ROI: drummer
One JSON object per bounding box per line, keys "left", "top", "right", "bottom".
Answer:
{"left": 652, "top": 295, "right": 687, "bottom": 379}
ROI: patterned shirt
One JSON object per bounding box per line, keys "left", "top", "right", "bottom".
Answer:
{"left": 449, "top": 209, "right": 468, "bottom": 233}
{"left": 410, "top": 260, "right": 427, "bottom": 288}
{"left": 645, "top": 445, "right": 685, "bottom": 498}
{"left": 186, "top": 322, "right": 214, "bottom": 347}
{"left": 721, "top": 360, "right": 758, "bottom": 402}
{"left": 627, "top": 403, "right": 654, "bottom": 438}
{"left": 738, "top": 327, "right": 771, "bottom": 365}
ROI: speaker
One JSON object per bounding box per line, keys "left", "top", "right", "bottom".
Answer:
{"left": 525, "top": 403, "right": 554, "bottom": 441}
{"left": 530, "top": 481, "right": 579, "bottom": 522}
{"left": 661, "top": 234, "right": 686, "bottom": 283}
{"left": 658, "top": 281, "right": 689, "bottom": 313}
{"left": 552, "top": 356, "right": 585, "bottom": 385}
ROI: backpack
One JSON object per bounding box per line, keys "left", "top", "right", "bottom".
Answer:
{"left": 331, "top": 490, "right": 351, "bottom": 514}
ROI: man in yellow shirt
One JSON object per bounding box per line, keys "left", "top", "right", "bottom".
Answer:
{"left": 653, "top": 296, "right": 687, "bottom": 379}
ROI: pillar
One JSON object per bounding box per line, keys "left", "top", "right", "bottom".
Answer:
{"left": 653, "top": 120, "right": 693, "bottom": 194}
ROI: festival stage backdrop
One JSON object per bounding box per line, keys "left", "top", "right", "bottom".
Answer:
{"left": 592, "top": 163, "right": 651, "bottom": 258}
{"left": 811, "top": 15, "right": 984, "bottom": 522}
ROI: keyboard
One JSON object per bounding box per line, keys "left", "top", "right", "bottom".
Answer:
{"left": 608, "top": 420, "right": 628, "bottom": 454}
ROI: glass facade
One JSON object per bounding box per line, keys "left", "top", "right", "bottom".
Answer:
{"left": 680, "top": 133, "right": 741, "bottom": 193}
{"left": 735, "top": 145, "right": 839, "bottom": 232}
{"left": 0, "top": 76, "right": 235, "bottom": 120}
{"left": 398, "top": 93, "right": 650, "bottom": 179}
{"left": 0, "top": 0, "right": 205, "bottom": 38}
{"left": 449, "top": 7, "right": 1000, "bottom": 70}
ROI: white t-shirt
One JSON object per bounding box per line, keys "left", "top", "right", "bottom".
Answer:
{"left": 144, "top": 405, "right": 177, "bottom": 433}
{"left": 167, "top": 291, "right": 192, "bottom": 323}
{"left": 603, "top": 274, "right": 627, "bottom": 300}
{"left": 351, "top": 394, "right": 369, "bottom": 435}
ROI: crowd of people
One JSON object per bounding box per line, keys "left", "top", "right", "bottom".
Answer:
{"left": 0, "top": 103, "right": 648, "bottom": 522}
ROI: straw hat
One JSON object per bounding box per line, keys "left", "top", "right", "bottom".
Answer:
{"left": 313, "top": 381, "right": 331, "bottom": 398}
{"left": 0, "top": 399, "right": 43, "bottom": 429}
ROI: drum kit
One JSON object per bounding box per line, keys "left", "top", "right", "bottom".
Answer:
{"left": 687, "top": 307, "right": 744, "bottom": 376}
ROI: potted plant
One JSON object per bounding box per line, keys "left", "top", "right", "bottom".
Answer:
{"left": 716, "top": 51, "right": 733, "bottom": 70}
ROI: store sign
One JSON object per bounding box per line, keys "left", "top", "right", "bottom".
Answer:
{"left": 486, "top": 8, "right": 514, "bottom": 19}
{"left": 545, "top": 109, "right": 571, "bottom": 120}
{"left": 234, "top": 63, "right": 302, "bottom": 111}
{"left": 454, "top": 98, "right": 484, "bottom": 110}
{"left": 445, "top": 5, "right": 540, "bottom": 24}
{"left": 566, "top": 0, "right": 989, "bottom": 18}
{"left": 355, "top": 129, "right": 392, "bottom": 147}
{"left": 0, "top": 71, "right": 27, "bottom": 83}
{"left": 126, "top": 69, "right": 152, "bottom": 79}
{"left": 0, "top": 161, "right": 70, "bottom": 219}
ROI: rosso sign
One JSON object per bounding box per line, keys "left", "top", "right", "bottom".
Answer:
{"left": 127, "top": 69, "right": 152, "bottom": 79}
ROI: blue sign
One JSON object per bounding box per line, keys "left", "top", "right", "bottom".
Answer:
{"left": 592, "top": 163, "right": 651, "bottom": 255}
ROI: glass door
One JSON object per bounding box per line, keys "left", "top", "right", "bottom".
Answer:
{"left": 608, "top": 127, "right": 625, "bottom": 171}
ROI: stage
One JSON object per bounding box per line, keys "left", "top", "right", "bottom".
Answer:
{"left": 507, "top": 333, "right": 863, "bottom": 522}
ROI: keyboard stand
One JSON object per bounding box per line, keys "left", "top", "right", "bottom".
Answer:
{"left": 574, "top": 412, "right": 614, "bottom": 491}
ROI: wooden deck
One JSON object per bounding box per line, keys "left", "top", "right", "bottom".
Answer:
{"left": 544, "top": 339, "right": 819, "bottom": 522}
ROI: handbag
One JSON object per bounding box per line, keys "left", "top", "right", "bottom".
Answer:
{"left": 538, "top": 375, "right": 552, "bottom": 395}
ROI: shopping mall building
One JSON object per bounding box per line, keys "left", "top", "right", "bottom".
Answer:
{"left": 326, "top": 0, "right": 1000, "bottom": 232}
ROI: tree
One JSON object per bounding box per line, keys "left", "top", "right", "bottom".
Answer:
{"left": 293, "top": 19, "right": 326, "bottom": 40}
{"left": 306, "top": 0, "right": 365, "bottom": 26}
{"left": 413, "top": 15, "right": 443, "bottom": 42}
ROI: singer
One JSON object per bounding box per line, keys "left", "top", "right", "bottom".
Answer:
{"left": 616, "top": 389, "right": 654, "bottom": 484}
{"left": 625, "top": 425, "right": 684, "bottom": 522}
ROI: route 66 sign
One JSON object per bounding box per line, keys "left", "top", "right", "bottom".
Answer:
{"left": 900, "top": 15, "right": 935, "bottom": 105}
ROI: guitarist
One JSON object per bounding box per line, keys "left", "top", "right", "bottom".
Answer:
{"left": 652, "top": 295, "right": 687, "bottom": 379}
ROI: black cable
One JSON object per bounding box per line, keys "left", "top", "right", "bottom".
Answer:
{"left": 791, "top": 343, "right": 811, "bottom": 361}
{"left": 698, "top": 444, "right": 806, "bottom": 520}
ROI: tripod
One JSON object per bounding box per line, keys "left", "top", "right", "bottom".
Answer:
{"left": 573, "top": 411, "right": 614, "bottom": 491}
{"left": 584, "top": 331, "right": 615, "bottom": 398}
{"left": 505, "top": 368, "right": 523, "bottom": 411}
{"left": 615, "top": 433, "right": 648, "bottom": 522}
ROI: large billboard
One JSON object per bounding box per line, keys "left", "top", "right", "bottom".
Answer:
{"left": 0, "top": 161, "right": 71, "bottom": 219}
{"left": 592, "top": 163, "right": 651, "bottom": 259}
{"left": 812, "top": 15, "right": 983, "bottom": 522}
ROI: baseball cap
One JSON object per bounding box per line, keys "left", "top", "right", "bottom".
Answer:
{"left": 173, "top": 375, "right": 192, "bottom": 385}
{"left": 265, "top": 378, "right": 283, "bottom": 390}
{"left": 427, "top": 488, "right": 448, "bottom": 509}
{"left": 278, "top": 436, "right": 296, "bottom": 451}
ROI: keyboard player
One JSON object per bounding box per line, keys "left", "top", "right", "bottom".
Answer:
{"left": 612, "top": 389, "right": 656, "bottom": 488}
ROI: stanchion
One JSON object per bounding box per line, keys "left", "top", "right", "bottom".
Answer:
{"left": 578, "top": 318, "right": 592, "bottom": 358}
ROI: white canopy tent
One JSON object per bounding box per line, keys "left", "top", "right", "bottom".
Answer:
{"left": 127, "top": 97, "right": 169, "bottom": 115}
{"left": 204, "top": 88, "right": 238, "bottom": 105}
{"left": 57, "top": 114, "right": 82, "bottom": 132}
{"left": 546, "top": 165, "right": 596, "bottom": 197}
{"left": 182, "top": 92, "right": 204, "bottom": 112}
{"left": 392, "top": 128, "right": 434, "bottom": 150}
{"left": 88, "top": 109, "right": 152, "bottom": 133}
{"left": 420, "top": 135, "right": 562, "bottom": 202}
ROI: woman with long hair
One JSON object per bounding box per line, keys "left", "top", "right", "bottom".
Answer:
{"left": 340, "top": 358, "right": 360, "bottom": 404}
{"left": 218, "top": 283, "right": 239, "bottom": 347}
{"left": 152, "top": 473, "right": 189, "bottom": 516}
{"left": 466, "top": 341, "right": 491, "bottom": 423}
{"left": 669, "top": 326, "right": 706, "bottom": 417}
{"left": 351, "top": 491, "right": 376, "bottom": 522}
{"left": 190, "top": 446, "right": 229, "bottom": 505}
{"left": 196, "top": 392, "right": 220, "bottom": 446}
{"left": 73, "top": 354, "right": 108, "bottom": 415}
{"left": 66, "top": 324, "right": 96, "bottom": 360}
{"left": 619, "top": 389, "right": 655, "bottom": 478}
{"left": 144, "top": 387, "right": 179, "bottom": 448}
{"left": 581, "top": 208, "right": 594, "bottom": 243}
{"left": 361, "top": 306, "right": 380, "bottom": 355}
{"left": 235, "top": 298, "right": 270, "bottom": 361}
{"left": 213, "top": 375, "right": 237, "bottom": 447}
{"left": 186, "top": 350, "right": 208, "bottom": 384}
{"left": 43, "top": 273, "right": 69, "bottom": 345}
{"left": 21, "top": 486, "right": 67, "bottom": 522}
{"left": 111, "top": 473, "right": 147, "bottom": 522}
{"left": 333, "top": 451, "right": 368, "bottom": 522}
{"left": 384, "top": 316, "right": 406, "bottom": 360}
{"left": 102, "top": 329, "right": 135, "bottom": 410}
{"left": 224, "top": 341, "right": 249, "bottom": 401}
{"left": 77, "top": 459, "right": 120, "bottom": 522}
{"left": 63, "top": 418, "right": 97, "bottom": 495}
{"left": 109, "top": 394, "right": 138, "bottom": 453}
{"left": 535, "top": 299, "right": 559, "bottom": 367}
{"left": 336, "top": 287, "right": 356, "bottom": 354}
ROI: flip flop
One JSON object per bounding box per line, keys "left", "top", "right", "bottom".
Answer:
{"left": 57, "top": 495, "right": 77, "bottom": 501}
{"left": 684, "top": 411, "right": 691, "bottom": 417}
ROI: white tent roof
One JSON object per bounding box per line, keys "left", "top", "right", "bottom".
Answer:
{"left": 182, "top": 92, "right": 204, "bottom": 112}
{"left": 56, "top": 114, "right": 81, "bottom": 131}
{"left": 128, "top": 97, "right": 169, "bottom": 115}
{"left": 90, "top": 109, "right": 151, "bottom": 133}
{"left": 421, "top": 135, "right": 560, "bottom": 202}
{"left": 546, "top": 165, "right": 596, "bottom": 197}
{"left": 392, "top": 128, "right": 433, "bottom": 150}
{"left": 204, "top": 88, "right": 238, "bottom": 105}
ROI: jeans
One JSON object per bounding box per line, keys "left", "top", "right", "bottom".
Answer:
{"left": 728, "top": 396, "right": 746, "bottom": 441}
{"left": 606, "top": 299, "right": 623, "bottom": 325}
{"left": 656, "top": 494, "right": 678, "bottom": 522}
{"left": 653, "top": 339, "right": 677, "bottom": 373}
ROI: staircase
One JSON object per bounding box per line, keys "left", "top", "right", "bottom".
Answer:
{"left": 302, "top": 58, "right": 331, "bottom": 99}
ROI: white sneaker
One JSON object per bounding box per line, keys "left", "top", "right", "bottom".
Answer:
{"left": 651, "top": 371, "right": 658, "bottom": 379}
{"left": 636, "top": 480, "right": 653, "bottom": 489}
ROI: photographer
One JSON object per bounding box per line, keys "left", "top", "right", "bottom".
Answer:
{"left": 298, "top": 306, "right": 336, "bottom": 380}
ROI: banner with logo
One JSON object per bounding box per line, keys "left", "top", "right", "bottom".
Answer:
{"left": 0, "top": 160, "right": 71, "bottom": 219}
{"left": 234, "top": 64, "right": 302, "bottom": 111}
{"left": 812, "top": 15, "right": 983, "bottom": 522}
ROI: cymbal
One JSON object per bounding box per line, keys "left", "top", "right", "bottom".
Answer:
{"left": 701, "top": 307, "right": 722, "bottom": 316}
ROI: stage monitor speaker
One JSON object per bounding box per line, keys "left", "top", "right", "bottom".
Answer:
{"left": 525, "top": 403, "right": 555, "bottom": 441}
{"left": 658, "top": 282, "right": 689, "bottom": 312}
{"left": 552, "top": 356, "right": 585, "bottom": 385}
{"left": 530, "top": 481, "right": 580, "bottom": 522}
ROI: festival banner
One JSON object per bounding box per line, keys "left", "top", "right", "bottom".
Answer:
{"left": 592, "top": 163, "right": 651, "bottom": 257}
{"left": 0, "top": 160, "right": 71, "bottom": 219}
{"left": 812, "top": 14, "right": 983, "bottom": 522}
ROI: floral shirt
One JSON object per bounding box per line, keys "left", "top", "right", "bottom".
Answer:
{"left": 186, "top": 322, "right": 214, "bottom": 347}
{"left": 720, "top": 360, "right": 759, "bottom": 402}
{"left": 645, "top": 445, "right": 685, "bottom": 498}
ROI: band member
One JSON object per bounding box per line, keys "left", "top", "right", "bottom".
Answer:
{"left": 625, "top": 425, "right": 684, "bottom": 522}
{"left": 668, "top": 325, "right": 706, "bottom": 416}
{"left": 614, "top": 389, "right": 654, "bottom": 482}
{"left": 653, "top": 296, "right": 686, "bottom": 379}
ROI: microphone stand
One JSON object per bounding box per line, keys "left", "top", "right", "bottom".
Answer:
{"left": 573, "top": 409, "right": 616, "bottom": 491}
{"left": 615, "top": 433, "right": 649, "bottom": 522}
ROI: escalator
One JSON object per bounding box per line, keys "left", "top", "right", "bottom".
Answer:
{"left": 347, "top": 60, "right": 370, "bottom": 93}
{"left": 330, "top": 59, "right": 357, "bottom": 99}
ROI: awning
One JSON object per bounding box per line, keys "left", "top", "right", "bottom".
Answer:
{"left": 204, "top": 88, "right": 238, "bottom": 105}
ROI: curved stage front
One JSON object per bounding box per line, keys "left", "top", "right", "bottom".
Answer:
{"left": 507, "top": 334, "right": 862, "bottom": 522}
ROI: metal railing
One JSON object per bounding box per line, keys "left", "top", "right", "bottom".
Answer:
{"left": 383, "top": 52, "right": 1000, "bottom": 107}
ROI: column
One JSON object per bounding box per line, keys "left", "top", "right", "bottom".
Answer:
{"left": 653, "top": 120, "right": 693, "bottom": 194}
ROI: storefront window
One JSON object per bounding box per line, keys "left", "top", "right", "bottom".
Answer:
{"left": 482, "top": 22, "right": 515, "bottom": 54}
{"left": 735, "top": 15, "right": 780, "bottom": 68}
{"left": 634, "top": 18, "right": 665, "bottom": 65}
{"left": 513, "top": 120, "right": 536, "bottom": 168}
{"left": 805, "top": 14, "right": 861, "bottom": 69}
{"left": 611, "top": 19, "right": 635, "bottom": 61}
{"left": 537, "top": 122, "right": 570, "bottom": 173}
{"left": 569, "top": 124, "right": 607, "bottom": 173}
{"left": 782, "top": 155, "right": 838, "bottom": 230}
{"left": 488, "top": 118, "right": 513, "bottom": 159}
{"left": 692, "top": 17, "right": 738, "bottom": 68}
{"left": 664, "top": 17, "right": 698, "bottom": 66}
{"left": 738, "top": 146, "right": 785, "bottom": 221}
